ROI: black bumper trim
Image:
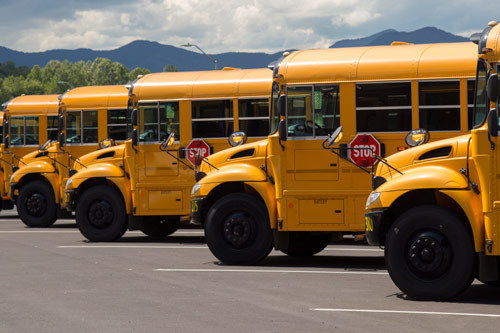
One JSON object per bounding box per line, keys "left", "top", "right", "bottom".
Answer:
{"left": 64, "top": 189, "right": 76, "bottom": 212}
{"left": 190, "top": 198, "right": 204, "bottom": 225}
{"left": 9, "top": 183, "right": 17, "bottom": 202}
{"left": 365, "top": 210, "right": 388, "bottom": 246}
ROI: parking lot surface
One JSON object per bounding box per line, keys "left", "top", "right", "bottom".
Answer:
{"left": 0, "top": 210, "right": 499, "bottom": 332}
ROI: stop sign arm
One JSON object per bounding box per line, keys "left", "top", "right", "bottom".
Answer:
{"left": 327, "top": 147, "right": 372, "bottom": 175}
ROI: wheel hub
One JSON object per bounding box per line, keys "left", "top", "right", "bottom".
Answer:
{"left": 88, "top": 200, "right": 113, "bottom": 228}
{"left": 223, "top": 213, "right": 253, "bottom": 248}
{"left": 408, "top": 231, "right": 450, "bottom": 277}
{"left": 26, "top": 193, "right": 47, "bottom": 217}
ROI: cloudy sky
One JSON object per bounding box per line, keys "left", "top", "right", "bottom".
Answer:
{"left": 1, "top": 0, "right": 499, "bottom": 53}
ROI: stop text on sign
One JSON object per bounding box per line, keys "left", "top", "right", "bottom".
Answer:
{"left": 348, "top": 134, "right": 381, "bottom": 168}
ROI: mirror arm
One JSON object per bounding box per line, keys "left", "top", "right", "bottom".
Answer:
{"left": 372, "top": 155, "right": 403, "bottom": 175}
{"left": 164, "top": 149, "right": 195, "bottom": 171}
{"left": 328, "top": 148, "right": 371, "bottom": 175}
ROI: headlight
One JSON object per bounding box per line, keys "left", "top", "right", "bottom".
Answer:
{"left": 191, "top": 183, "right": 201, "bottom": 196}
{"left": 65, "top": 178, "right": 73, "bottom": 189}
{"left": 365, "top": 192, "right": 380, "bottom": 208}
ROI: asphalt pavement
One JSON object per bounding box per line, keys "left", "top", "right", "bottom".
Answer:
{"left": 0, "top": 209, "right": 499, "bottom": 332}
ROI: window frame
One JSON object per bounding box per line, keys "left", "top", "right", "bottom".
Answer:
{"left": 238, "top": 97, "right": 270, "bottom": 138}
{"left": 285, "top": 84, "right": 341, "bottom": 139}
{"left": 65, "top": 109, "right": 99, "bottom": 145}
{"left": 137, "top": 100, "right": 181, "bottom": 144}
{"left": 355, "top": 80, "right": 412, "bottom": 134}
{"left": 9, "top": 115, "right": 39, "bottom": 146}
{"left": 418, "top": 79, "right": 462, "bottom": 132}
{"left": 107, "top": 107, "right": 131, "bottom": 142}
{"left": 191, "top": 99, "right": 234, "bottom": 139}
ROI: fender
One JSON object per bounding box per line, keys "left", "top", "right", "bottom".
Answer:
{"left": 14, "top": 161, "right": 59, "bottom": 203}
{"left": 244, "top": 181, "right": 277, "bottom": 229}
{"left": 69, "top": 163, "right": 132, "bottom": 214}
{"left": 12, "top": 160, "right": 56, "bottom": 184}
{"left": 199, "top": 163, "right": 267, "bottom": 185}
{"left": 70, "top": 162, "right": 125, "bottom": 185}
{"left": 440, "top": 189, "right": 484, "bottom": 252}
{"left": 377, "top": 165, "right": 468, "bottom": 194}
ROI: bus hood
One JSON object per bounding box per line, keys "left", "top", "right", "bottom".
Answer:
{"left": 74, "top": 144, "right": 125, "bottom": 172}
{"left": 199, "top": 139, "right": 268, "bottom": 174}
{"left": 375, "top": 134, "right": 471, "bottom": 182}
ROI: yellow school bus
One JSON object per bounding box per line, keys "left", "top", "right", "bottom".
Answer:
{"left": 363, "top": 21, "right": 500, "bottom": 300}
{"left": 190, "top": 42, "right": 479, "bottom": 265}
{"left": 64, "top": 68, "right": 272, "bottom": 241}
{"left": 10, "top": 85, "right": 129, "bottom": 227}
{"left": 0, "top": 94, "right": 61, "bottom": 210}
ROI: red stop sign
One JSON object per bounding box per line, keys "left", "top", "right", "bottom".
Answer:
{"left": 186, "top": 139, "right": 211, "bottom": 166}
{"left": 348, "top": 134, "right": 381, "bottom": 167}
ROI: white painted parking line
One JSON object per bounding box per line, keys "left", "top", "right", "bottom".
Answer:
{"left": 0, "top": 230, "right": 204, "bottom": 234}
{"left": 58, "top": 245, "right": 207, "bottom": 249}
{"left": 154, "top": 268, "right": 388, "bottom": 275}
{"left": 323, "top": 247, "right": 383, "bottom": 252}
{"left": 311, "top": 308, "right": 500, "bottom": 318}
{"left": 0, "top": 231, "right": 79, "bottom": 233}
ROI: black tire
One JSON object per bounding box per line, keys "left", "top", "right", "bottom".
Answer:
{"left": 204, "top": 193, "right": 273, "bottom": 265}
{"left": 75, "top": 185, "right": 127, "bottom": 242}
{"left": 280, "top": 232, "right": 331, "bottom": 256}
{"left": 385, "top": 205, "right": 475, "bottom": 301}
{"left": 141, "top": 216, "right": 180, "bottom": 237}
{"left": 17, "top": 180, "right": 57, "bottom": 227}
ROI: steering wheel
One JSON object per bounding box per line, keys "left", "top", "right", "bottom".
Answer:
{"left": 305, "top": 120, "right": 322, "bottom": 131}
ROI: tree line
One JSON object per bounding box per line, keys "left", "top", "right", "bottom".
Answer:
{"left": 0, "top": 58, "right": 158, "bottom": 104}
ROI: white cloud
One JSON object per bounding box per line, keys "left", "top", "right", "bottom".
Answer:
{"left": 2, "top": 0, "right": 500, "bottom": 53}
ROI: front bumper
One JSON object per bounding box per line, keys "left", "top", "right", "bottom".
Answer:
{"left": 190, "top": 198, "right": 204, "bottom": 225}
{"left": 365, "top": 210, "right": 389, "bottom": 246}
{"left": 9, "top": 183, "right": 17, "bottom": 202}
{"left": 64, "top": 189, "right": 76, "bottom": 212}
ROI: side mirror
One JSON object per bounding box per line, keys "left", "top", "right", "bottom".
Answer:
{"left": 278, "top": 119, "right": 287, "bottom": 142}
{"left": 58, "top": 115, "right": 64, "bottom": 132}
{"left": 487, "top": 73, "right": 499, "bottom": 103}
{"left": 58, "top": 132, "right": 65, "bottom": 147}
{"left": 99, "top": 138, "right": 116, "bottom": 149}
{"left": 4, "top": 135, "right": 8, "bottom": 149}
{"left": 405, "top": 129, "right": 430, "bottom": 147}
{"left": 277, "top": 94, "right": 286, "bottom": 117}
{"left": 39, "top": 140, "right": 51, "bottom": 152}
{"left": 487, "top": 108, "right": 498, "bottom": 137}
{"left": 160, "top": 132, "right": 175, "bottom": 150}
{"left": 228, "top": 131, "right": 247, "bottom": 147}
{"left": 131, "top": 109, "right": 138, "bottom": 127}
{"left": 324, "top": 126, "right": 343, "bottom": 148}
{"left": 132, "top": 129, "right": 138, "bottom": 146}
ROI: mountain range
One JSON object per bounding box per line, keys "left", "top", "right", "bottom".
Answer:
{"left": 0, "top": 27, "right": 471, "bottom": 72}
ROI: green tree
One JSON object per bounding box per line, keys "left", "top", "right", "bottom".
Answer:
{"left": 128, "top": 67, "right": 151, "bottom": 81}
{"left": 163, "top": 64, "right": 178, "bottom": 72}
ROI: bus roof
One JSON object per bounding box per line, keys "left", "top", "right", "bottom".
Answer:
{"left": 131, "top": 68, "right": 273, "bottom": 102}
{"left": 278, "top": 42, "right": 477, "bottom": 84}
{"left": 60, "top": 85, "right": 129, "bottom": 110}
{"left": 2, "top": 94, "right": 61, "bottom": 115}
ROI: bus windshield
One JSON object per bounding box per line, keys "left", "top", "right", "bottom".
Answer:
{"left": 473, "top": 60, "right": 488, "bottom": 128}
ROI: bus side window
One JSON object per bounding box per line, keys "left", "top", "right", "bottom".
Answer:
{"left": 287, "top": 86, "right": 313, "bottom": 137}
{"left": 238, "top": 99, "right": 269, "bottom": 137}
{"left": 192, "top": 100, "right": 234, "bottom": 138}
{"left": 108, "top": 109, "right": 130, "bottom": 141}
{"left": 419, "top": 81, "right": 460, "bottom": 131}
{"left": 159, "top": 102, "right": 180, "bottom": 141}
{"left": 314, "top": 85, "right": 340, "bottom": 136}
{"left": 47, "top": 115, "right": 59, "bottom": 141}
{"left": 356, "top": 82, "right": 412, "bottom": 132}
